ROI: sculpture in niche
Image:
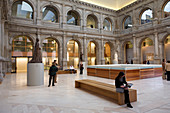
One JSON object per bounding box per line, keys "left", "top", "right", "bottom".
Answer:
{"left": 29, "top": 38, "right": 42, "bottom": 63}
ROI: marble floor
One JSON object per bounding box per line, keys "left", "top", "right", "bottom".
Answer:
{"left": 0, "top": 70, "right": 170, "bottom": 113}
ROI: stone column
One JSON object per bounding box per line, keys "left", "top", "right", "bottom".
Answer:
{"left": 101, "top": 38, "right": 105, "bottom": 64}
{"left": 0, "top": 6, "right": 2, "bottom": 57}
{"left": 154, "top": 32, "right": 161, "bottom": 64}
{"left": 62, "top": 4, "right": 66, "bottom": 29}
{"left": 82, "top": 9, "right": 86, "bottom": 31}
{"left": 132, "top": 34, "right": 138, "bottom": 64}
{"left": 62, "top": 33, "right": 67, "bottom": 70}
{"left": 83, "top": 36, "right": 87, "bottom": 63}
{"left": 100, "top": 13, "right": 103, "bottom": 34}
{"left": 36, "top": 0, "right": 41, "bottom": 25}
{"left": 59, "top": 15, "right": 62, "bottom": 28}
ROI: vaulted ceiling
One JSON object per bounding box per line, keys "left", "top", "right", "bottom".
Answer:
{"left": 78, "top": 0, "right": 137, "bottom": 10}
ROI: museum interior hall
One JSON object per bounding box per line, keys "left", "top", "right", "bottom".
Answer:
{"left": 0, "top": 0, "right": 170, "bottom": 113}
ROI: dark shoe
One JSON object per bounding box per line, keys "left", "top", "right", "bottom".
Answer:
{"left": 48, "top": 85, "right": 50, "bottom": 87}
{"left": 52, "top": 85, "right": 55, "bottom": 86}
{"left": 127, "top": 103, "right": 133, "bottom": 108}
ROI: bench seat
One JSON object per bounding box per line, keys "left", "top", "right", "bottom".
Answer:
{"left": 75, "top": 79, "right": 137, "bottom": 105}
{"left": 57, "top": 70, "right": 77, "bottom": 74}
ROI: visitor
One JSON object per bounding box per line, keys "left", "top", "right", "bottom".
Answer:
{"left": 147, "top": 60, "right": 150, "bottom": 65}
{"left": 162, "top": 59, "right": 166, "bottom": 80}
{"left": 70, "top": 65, "right": 75, "bottom": 74}
{"left": 131, "top": 59, "right": 133, "bottom": 64}
{"left": 115, "top": 72, "right": 133, "bottom": 108}
{"left": 48, "top": 62, "right": 58, "bottom": 87}
{"left": 53, "top": 60, "right": 59, "bottom": 83}
{"left": 166, "top": 61, "right": 170, "bottom": 81}
{"left": 80, "top": 62, "right": 84, "bottom": 75}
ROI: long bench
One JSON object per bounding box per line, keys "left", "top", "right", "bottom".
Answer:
{"left": 75, "top": 79, "right": 137, "bottom": 105}
{"left": 57, "top": 70, "right": 77, "bottom": 74}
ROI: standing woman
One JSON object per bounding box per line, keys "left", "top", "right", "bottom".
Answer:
{"left": 115, "top": 72, "right": 133, "bottom": 108}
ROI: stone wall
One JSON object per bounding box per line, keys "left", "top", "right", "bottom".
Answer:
{"left": 0, "top": 0, "right": 170, "bottom": 73}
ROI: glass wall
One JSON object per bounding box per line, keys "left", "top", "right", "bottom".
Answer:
{"left": 12, "top": 36, "right": 33, "bottom": 72}
{"left": 103, "top": 18, "right": 112, "bottom": 31}
{"left": 42, "top": 6, "right": 58, "bottom": 23}
{"left": 42, "top": 38, "right": 58, "bottom": 69}
{"left": 124, "top": 16, "right": 132, "bottom": 29}
{"left": 67, "top": 40, "right": 79, "bottom": 68}
{"left": 88, "top": 41, "right": 96, "bottom": 65}
{"left": 67, "top": 11, "right": 79, "bottom": 25}
{"left": 104, "top": 43, "right": 111, "bottom": 64}
{"left": 87, "top": 15, "right": 97, "bottom": 29}
{"left": 164, "top": 1, "right": 170, "bottom": 18}
{"left": 12, "top": 1, "right": 33, "bottom": 19}
{"left": 141, "top": 9, "right": 153, "bottom": 24}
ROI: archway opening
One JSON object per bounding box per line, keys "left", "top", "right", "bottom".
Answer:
{"left": 163, "top": 1, "right": 170, "bottom": 18}
{"left": 42, "top": 38, "right": 58, "bottom": 70}
{"left": 87, "top": 14, "right": 98, "bottom": 29}
{"left": 141, "top": 38, "right": 154, "bottom": 64}
{"left": 67, "top": 40, "right": 79, "bottom": 68}
{"left": 140, "top": 9, "right": 153, "bottom": 24}
{"left": 164, "top": 35, "right": 170, "bottom": 62}
{"left": 104, "top": 43, "right": 111, "bottom": 64}
{"left": 88, "top": 41, "right": 96, "bottom": 65}
{"left": 124, "top": 42, "right": 133, "bottom": 64}
{"left": 11, "top": 36, "right": 33, "bottom": 73}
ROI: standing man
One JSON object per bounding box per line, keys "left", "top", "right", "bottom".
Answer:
{"left": 48, "top": 62, "right": 58, "bottom": 87}
{"left": 162, "top": 59, "right": 166, "bottom": 80}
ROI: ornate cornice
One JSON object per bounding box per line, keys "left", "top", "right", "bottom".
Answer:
{"left": 65, "top": 0, "right": 116, "bottom": 13}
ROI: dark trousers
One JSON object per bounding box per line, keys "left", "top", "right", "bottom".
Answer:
{"left": 80, "top": 69, "right": 83, "bottom": 74}
{"left": 49, "top": 75, "right": 55, "bottom": 86}
{"left": 167, "top": 71, "right": 170, "bottom": 81}
{"left": 124, "top": 89, "right": 130, "bottom": 104}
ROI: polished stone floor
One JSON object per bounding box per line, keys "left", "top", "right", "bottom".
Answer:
{"left": 0, "top": 70, "right": 170, "bottom": 113}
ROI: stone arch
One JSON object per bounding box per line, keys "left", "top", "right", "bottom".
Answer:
{"left": 104, "top": 41, "right": 114, "bottom": 64}
{"left": 41, "top": 37, "right": 61, "bottom": 66}
{"left": 66, "top": 8, "right": 82, "bottom": 19}
{"left": 161, "top": 0, "right": 170, "bottom": 18}
{"left": 10, "top": 34, "right": 35, "bottom": 45}
{"left": 103, "top": 17, "right": 113, "bottom": 31}
{"left": 87, "top": 39, "right": 99, "bottom": 65}
{"left": 121, "top": 40, "right": 133, "bottom": 64}
{"left": 40, "top": 3, "right": 61, "bottom": 15}
{"left": 161, "top": 33, "right": 170, "bottom": 60}
{"left": 138, "top": 37, "right": 154, "bottom": 64}
{"left": 11, "top": 0, "right": 35, "bottom": 19}
{"left": 66, "top": 10, "right": 81, "bottom": 26}
{"left": 122, "top": 15, "right": 132, "bottom": 29}
{"left": 86, "top": 14, "right": 99, "bottom": 29}
{"left": 139, "top": 7, "right": 153, "bottom": 24}
{"left": 41, "top": 4, "right": 60, "bottom": 23}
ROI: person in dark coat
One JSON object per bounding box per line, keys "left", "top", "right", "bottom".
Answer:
{"left": 80, "top": 63, "right": 84, "bottom": 75}
{"left": 48, "top": 62, "right": 58, "bottom": 87}
{"left": 115, "top": 72, "right": 133, "bottom": 108}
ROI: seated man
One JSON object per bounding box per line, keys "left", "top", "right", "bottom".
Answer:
{"left": 70, "top": 65, "right": 75, "bottom": 74}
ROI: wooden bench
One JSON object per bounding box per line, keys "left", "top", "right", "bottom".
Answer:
{"left": 57, "top": 70, "right": 77, "bottom": 74}
{"left": 75, "top": 79, "right": 137, "bottom": 105}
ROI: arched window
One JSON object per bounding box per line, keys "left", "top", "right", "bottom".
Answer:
{"left": 163, "top": 1, "right": 170, "bottom": 18}
{"left": 67, "top": 11, "right": 80, "bottom": 25}
{"left": 42, "top": 6, "right": 58, "bottom": 23}
{"left": 87, "top": 15, "right": 98, "bottom": 29}
{"left": 88, "top": 41, "right": 96, "bottom": 65}
{"left": 123, "top": 16, "right": 132, "bottom": 29}
{"left": 103, "top": 18, "right": 112, "bottom": 31}
{"left": 141, "top": 9, "right": 153, "bottom": 24}
{"left": 12, "top": 1, "right": 33, "bottom": 19}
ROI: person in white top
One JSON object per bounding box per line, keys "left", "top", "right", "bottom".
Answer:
{"left": 70, "top": 65, "right": 75, "bottom": 74}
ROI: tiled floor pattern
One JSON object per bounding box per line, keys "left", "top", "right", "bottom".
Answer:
{"left": 0, "top": 70, "right": 170, "bottom": 113}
